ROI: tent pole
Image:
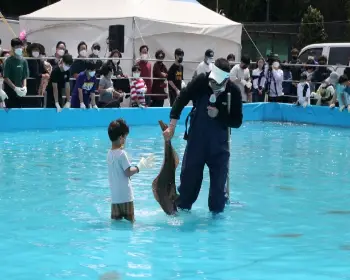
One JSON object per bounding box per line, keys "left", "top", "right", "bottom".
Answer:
{"left": 132, "top": 17, "right": 136, "bottom": 65}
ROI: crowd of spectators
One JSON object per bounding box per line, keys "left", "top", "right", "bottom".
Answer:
{"left": 1, "top": 35, "right": 350, "bottom": 111}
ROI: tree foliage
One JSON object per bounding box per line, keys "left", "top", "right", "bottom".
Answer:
{"left": 298, "top": 5, "right": 327, "bottom": 47}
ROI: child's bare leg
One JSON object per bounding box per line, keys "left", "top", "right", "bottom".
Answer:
{"left": 123, "top": 202, "right": 135, "bottom": 223}
{"left": 111, "top": 204, "right": 123, "bottom": 220}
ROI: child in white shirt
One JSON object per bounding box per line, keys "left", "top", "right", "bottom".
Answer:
{"left": 296, "top": 73, "right": 310, "bottom": 107}
{"left": 107, "top": 119, "right": 154, "bottom": 222}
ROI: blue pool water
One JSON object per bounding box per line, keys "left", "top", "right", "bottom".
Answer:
{"left": 1, "top": 122, "right": 350, "bottom": 280}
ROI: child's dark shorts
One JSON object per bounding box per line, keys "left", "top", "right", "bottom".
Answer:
{"left": 111, "top": 201, "right": 135, "bottom": 222}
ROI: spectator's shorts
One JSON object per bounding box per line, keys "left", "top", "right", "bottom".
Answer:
{"left": 111, "top": 201, "right": 134, "bottom": 222}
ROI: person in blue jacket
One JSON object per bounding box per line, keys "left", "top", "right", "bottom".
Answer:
{"left": 163, "top": 58, "right": 243, "bottom": 214}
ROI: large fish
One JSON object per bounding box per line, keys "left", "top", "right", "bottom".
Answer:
{"left": 152, "top": 120, "right": 179, "bottom": 215}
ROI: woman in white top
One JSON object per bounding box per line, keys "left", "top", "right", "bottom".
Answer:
{"left": 252, "top": 58, "right": 266, "bottom": 102}
{"left": 265, "top": 60, "right": 284, "bottom": 102}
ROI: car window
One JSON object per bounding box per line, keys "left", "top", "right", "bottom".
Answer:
{"left": 298, "top": 48, "right": 323, "bottom": 63}
{"left": 328, "top": 47, "right": 350, "bottom": 66}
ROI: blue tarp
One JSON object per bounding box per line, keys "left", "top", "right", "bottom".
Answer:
{"left": 1, "top": 103, "right": 350, "bottom": 131}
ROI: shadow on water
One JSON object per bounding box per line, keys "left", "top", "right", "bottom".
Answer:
{"left": 325, "top": 210, "right": 350, "bottom": 215}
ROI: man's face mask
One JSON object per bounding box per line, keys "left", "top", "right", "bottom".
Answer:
{"left": 319, "top": 60, "right": 326, "bottom": 65}
{"left": 209, "top": 79, "right": 227, "bottom": 94}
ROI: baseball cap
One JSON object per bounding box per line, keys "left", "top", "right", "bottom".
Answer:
{"left": 325, "top": 72, "right": 339, "bottom": 85}
{"left": 205, "top": 49, "right": 214, "bottom": 58}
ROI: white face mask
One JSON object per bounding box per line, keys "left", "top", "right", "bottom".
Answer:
{"left": 132, "top": 72, "right": 140, "bottom": 78}
{"left": 57, "top": 49, "right": 65, "bottom": 56}
{"left": 206, "top": 58, "right": 213, "bottom": 64}
{"left": 113, "top": 58, "right": 120, "bottom": 64}
{"left": 141, "top": 54, "right": 148, "bottom": 60}
{"left": 63, "top": 64, "right": 70, "bottom": 71}
{"left": 273, "top": 61, "right": 280, "bottom": 69}
{"left": 79, "top": 50, "right": 87, "bottom": 57}
{"left": 15, "top": 48, "right": 23, "bottom": 56}
{"left": 32, "top": 51, "right": 40, "bottom": 58}
{"left": 89, "top": 71, "right": 96, "bottom": 77}
{"left": 93, "top": 49, "right": 100, "bottom": 56}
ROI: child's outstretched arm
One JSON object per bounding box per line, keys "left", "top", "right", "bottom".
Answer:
{"left": 124, "top": 166, "right": 139, "bottom": 177}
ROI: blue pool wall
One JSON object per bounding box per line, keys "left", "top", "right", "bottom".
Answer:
{"left": 1, "top": 103, "right": 350, "bottom": 131}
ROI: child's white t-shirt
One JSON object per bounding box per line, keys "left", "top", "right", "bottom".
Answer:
{"left": 107, "top": 149, "right": 133, "bottom": 204}
{"left": 297, "top": 82, "right": 311, "bottom": 104}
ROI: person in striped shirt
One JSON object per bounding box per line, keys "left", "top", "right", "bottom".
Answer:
{"left": 130, "top": 65, "right": 147, "bottom": 107}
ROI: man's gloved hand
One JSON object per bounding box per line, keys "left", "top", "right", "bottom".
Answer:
{"left": 240, "top": 79, "right": 247, "bottom": 87}
{"left": 329, "top": 103, "right": 335, "bottom": 109}
{"left": 14, "top": 87, "right": 25, "bottom": 97}
{"left": 137, "top": 154, "right": 155, "bottom": 172}
{"left": 207, "top": 106, "right": 219, "bottom": 118}
{"left": 246, "top": 81, "right": 252, "bottom": 89}
{"left": 303, "top": 101, "right": 308, "bottom": 108}
{"left": 181, "top": 80, "right": 186, "bottom": 89}
{"left": 106, "top": 87, "right": 114, "bottom": 93}
{"left": 92, "top": 104, "right": 99, "bottom": 110}
{"left": 0, "top": 89, "right": 8, "bottom": 101}
{"left": 55, "top": 102, "right": 62, "bottom": 113}
{"left": 80, "top": 102, "right": 86, "bottom": 109}
{"left": 340, "top": 105, "right": 345, "bottom": 112}
{"left": 63, "top": 101, "right": 71, "bottom": 108}
{"left": 20, "top": 87, "right": 27, "bottom": 96}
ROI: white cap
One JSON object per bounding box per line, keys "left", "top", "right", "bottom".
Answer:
{"left": 208, "top": 64, "right": 230, "bottom": 84}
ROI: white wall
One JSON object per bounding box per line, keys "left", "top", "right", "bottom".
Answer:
{"left": 0, "top": 19, "right": 20, "bottom": 50}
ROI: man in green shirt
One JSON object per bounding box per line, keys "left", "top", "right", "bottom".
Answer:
{"left": 3, "top": 37, "right": 29, "bottom": 108}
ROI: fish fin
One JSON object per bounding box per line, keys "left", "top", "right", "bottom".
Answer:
{"left": 159, "top": 120, "right": 168, "bottom": 131}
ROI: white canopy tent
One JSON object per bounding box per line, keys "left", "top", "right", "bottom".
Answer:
{"left": 19, "top": 0, "right": 242, "bottom": 79}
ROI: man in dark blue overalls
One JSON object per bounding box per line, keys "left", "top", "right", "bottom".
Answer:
{"left": 163, "top": 58, "right": 243, "bottom": 214}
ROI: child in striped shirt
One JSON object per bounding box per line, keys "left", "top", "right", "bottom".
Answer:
{"left": 130, "top": 65, "right": 147, "bottom": 107}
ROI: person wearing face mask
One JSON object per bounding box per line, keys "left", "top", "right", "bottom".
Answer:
{"left": 265, "top": 56, "right": 284, "bottom": 102}
{"left": 48, "top": 41, "right": 67, "bottom": 68}
{"left": 2, "top": 38, "right": 29, "bottom": 108}
{"left": 151, "top": 49, "right": 168, "bottom": 107}
{"left": 289, "top": 48, "right": 302, "bottom": 96}
{"left": 330, "top": 74, "right": 350, "bottom": 112}
{"left": 229, "top": 55, "right": 252, "bottom": 103}
{"left": 71, "top": 61, "right": 98, "bottom": 109}
{"left": 129, "top": 65, "right": 147, "bottom": 108}
{"left": 27, "top": 43, "right": 48, "bottom": 101}
{"left": 137, "top": 45, "right": 152, "bottom": 105}
{"left": 89, "top": 43, "right": 103, "bottom": 77}
{"left": 98, "top": 64, "right": 122, "bottom": 108}
{"left": 312, "top": 71, "right": 337, "bottom": 106}
{"left": 45, "top": 54, "right": 73, "bottom": 112}
{"left": 227, "top": 54, "right": 235, "bottom": 70}
{"left": 251, "top": 58, "right": 266, "bottom": 102}
{"left": 105, "top": 49, "right": 129, "bottom": 99}
{"left": 295, "top": 73, "right": 310, "bottom": 108}
{"left": 168, "top": 48, "right": 184, "bottom": 106}
{"left": 70, "top": 41, "right": 88, "bottom": 84}
{"left": 162, "top": 58, "right": 242, "bottom": 214}
{"left": 311, "top": 55, "right": 331, "bottom": 92}
{"left": 0, "top": 50, "right": 10, "bottom": 78}
{"left": 193, "top": 49, "right": 214, "bottom": 78}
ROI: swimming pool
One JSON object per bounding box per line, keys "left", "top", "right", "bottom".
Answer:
{"left": 1, "top": 121, "right": 350, "bottom": 280}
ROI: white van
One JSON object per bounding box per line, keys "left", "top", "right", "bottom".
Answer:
{"left": 298, "top": 43, "right": 350, "bottom": 75}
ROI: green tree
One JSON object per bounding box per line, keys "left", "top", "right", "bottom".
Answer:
{"left": 298, "top": 6, "right": 327, "bottom": 47}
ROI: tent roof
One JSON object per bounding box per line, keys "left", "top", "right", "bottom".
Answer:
{"left": 20, "top": 0, "right": 240, "bottom": 26}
